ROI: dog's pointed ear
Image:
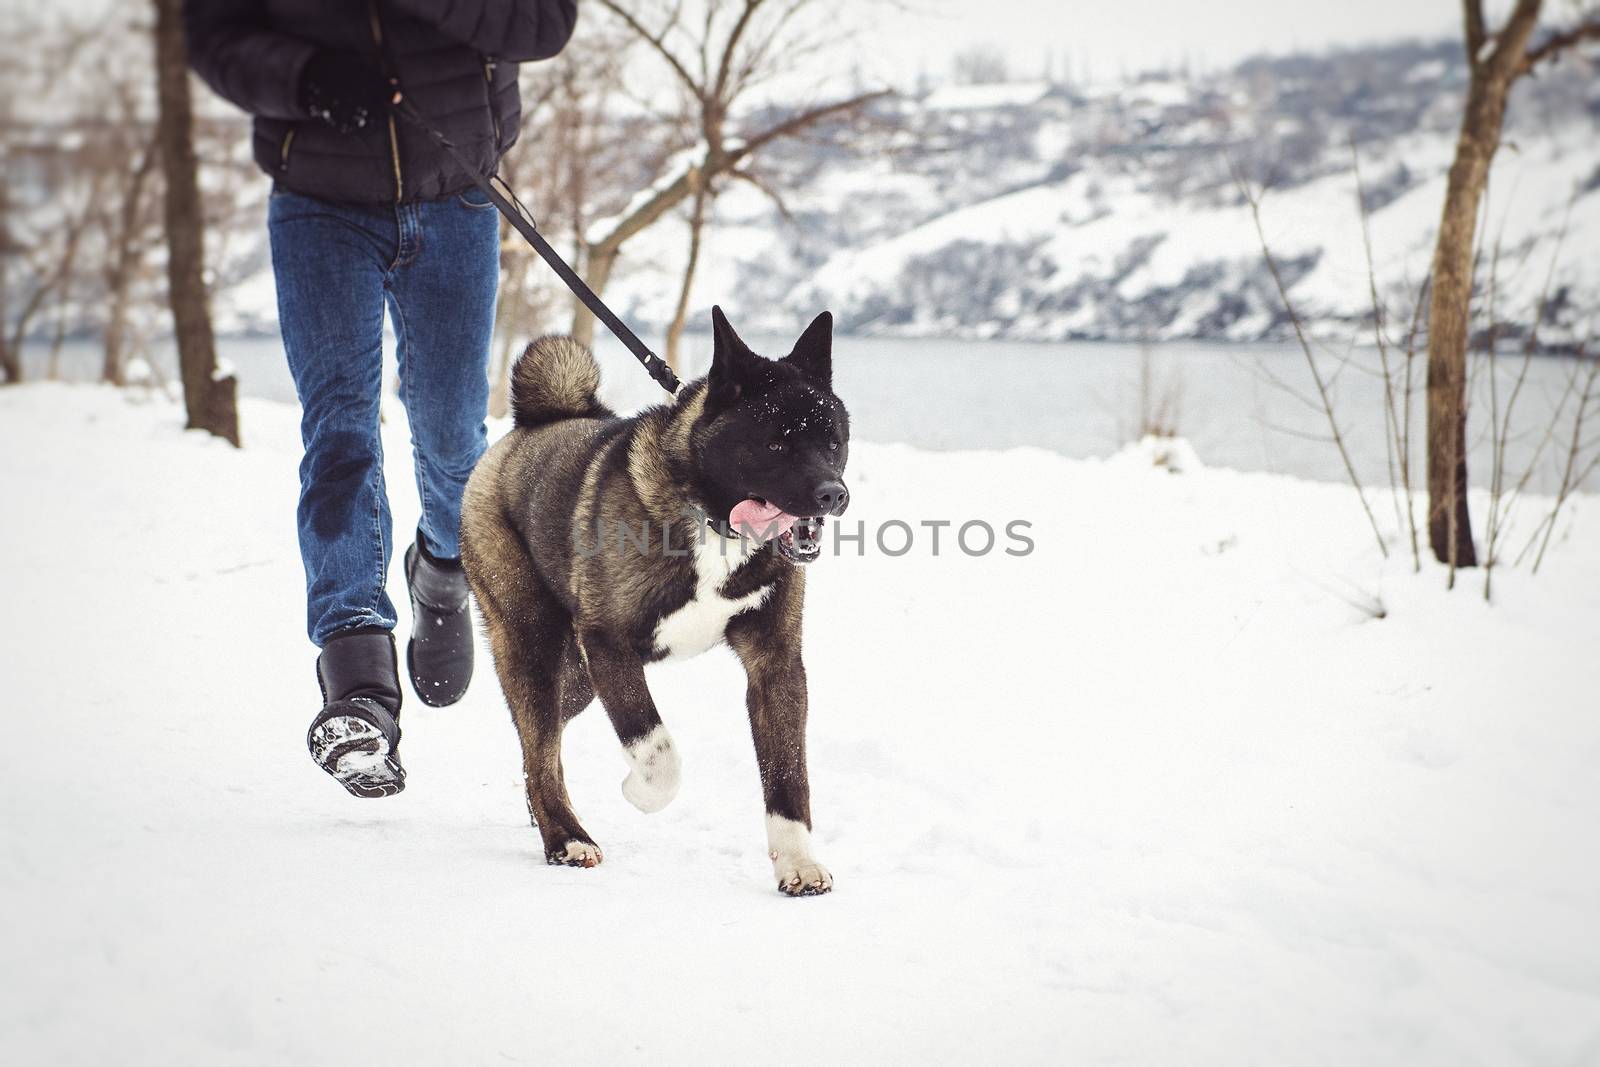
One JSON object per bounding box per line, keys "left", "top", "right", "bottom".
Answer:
{"left": 708, "top": 305, "right": 757, "bottom": 407}
{"left": 784, "top": 311, "right": 833, "bottom": 386}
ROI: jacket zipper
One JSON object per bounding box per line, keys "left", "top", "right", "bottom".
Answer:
{"left": 279, "top": 128, "right": 296, "bottom": 173}
{"left": 367, "top": 0, "right": 404, "bottom": 201}
{"left": 483, "top": 57, "right": 501, "bottom": 149}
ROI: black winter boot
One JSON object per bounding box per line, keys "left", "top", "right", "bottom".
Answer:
{"left": 307, "top": 629, "right": 406, "bottom": 798}
{"left": 404, "top": 532, "right": 474, "bottom": 707}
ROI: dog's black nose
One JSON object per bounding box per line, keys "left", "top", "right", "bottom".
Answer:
{"left": 814, "top": 481, "right": 848, "bottom": 515}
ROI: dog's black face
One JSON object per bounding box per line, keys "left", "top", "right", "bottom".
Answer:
{"left": 694, "top": 306, "right": 850, "bottom": 564}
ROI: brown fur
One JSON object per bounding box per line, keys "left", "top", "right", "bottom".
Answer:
{"left": 461, "top": 330, "right": 834, "bottom": 892}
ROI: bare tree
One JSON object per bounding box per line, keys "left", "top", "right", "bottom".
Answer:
{"left": 152, "top": 0, "right": 237, "bottom": 444}
{"left": 485, "top": 33, "right": 646, "bottom": 415}
{"left": 0, "top": 176, "right": 15, "bottom": 384}
{"left": 588, "top": 0, "right": 889, "bottom": 368}
{"left": 1423, "top": 0, "right": 1600, "bottom": 568}
{"left": 0, "top": 18, "right": 102, "bottom": 385}
{"left": 0, "top": 178, "right": 100, "bottom": 386}
{"left": 951, "top": 45, "right": 1010, "bottom": 86}
{"left": 99, "top": 138, "right": 161, "bottom": 385}
{"left": 87, "top": 14, "right": 165, "bottom": 386}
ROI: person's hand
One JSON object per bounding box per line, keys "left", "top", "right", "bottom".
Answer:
{"left": 298, "top": 51, "right": 398, "bottom": 134}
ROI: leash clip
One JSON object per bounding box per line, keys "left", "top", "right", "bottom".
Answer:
{"left": 644, "top": 353, "right": 681, "bottom": 395}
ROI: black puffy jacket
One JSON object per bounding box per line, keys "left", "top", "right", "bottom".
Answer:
{"left": 184, "top": 0, "right": 577, "bottom": 203}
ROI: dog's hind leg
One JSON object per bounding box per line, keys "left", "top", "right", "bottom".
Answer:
{"left": 727, "top": 583, "right": 831, "bottom": 896}
{"left": 577, "top": 630, "right": 681, "bottom": 814}
{"left": 467, "top": 565, "right": 604, "bottom": 869}
{"left": 556, "top": 633, "right": 595, "bottom": 721}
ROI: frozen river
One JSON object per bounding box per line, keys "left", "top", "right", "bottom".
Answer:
{"left": 21, "top": 331, "right": 1595, "bottom": 494}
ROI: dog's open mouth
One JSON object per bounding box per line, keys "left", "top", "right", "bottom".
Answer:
{"left": 729, "top": 498, "right": 825, "bottom": 564}
{"left": 775, "top": 516, "right": 825, "bottom": 563}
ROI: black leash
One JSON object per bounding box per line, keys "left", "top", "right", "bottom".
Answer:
{"left": 392, "top": 99, "right": 681, "bottom": 397}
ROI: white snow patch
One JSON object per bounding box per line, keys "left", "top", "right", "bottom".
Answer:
{"left": 1, "top": 384, "right": 1598, "bottom": 1064}
{"left": 922, "top": 81, "right": 1052, "bottom": 112}
{"left": 1114, "top": 434, "right": 1204, "bottom": 473}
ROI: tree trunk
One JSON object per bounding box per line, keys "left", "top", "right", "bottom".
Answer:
{"left": 570, "top": 244, "right": 618, "bottom": 346}
{"left": 152, "top": 0, "right": 238, "bottom": 445}
{"left": 104, "top": 138, "right": 159, "bottom": 386}
{"left": 488, "top": 331, "right": 515, "bottom": 419}
{"left": 664, "top": 174, "right": 710, "bottom": 372}
{"left": 1424, "top": 0, "right": 1546, "bottom": 568}
{"left": 103, "top": 288, "right": 131, "bottom": 386}
{"left": 1, "top": 183, "right": 93, "bottom": 386}
{"left": 47, "top": 303, "right": 69, "bottom": 380}
{"left": 1425, "top": 91, "right": 1493, "bottom": 568}
{"left": 0, "top": 182, "right": 18, "bottom": 386}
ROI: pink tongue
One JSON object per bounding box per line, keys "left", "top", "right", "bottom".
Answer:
{"left": 728, "top": 499, "right": 800, "bottom": 540}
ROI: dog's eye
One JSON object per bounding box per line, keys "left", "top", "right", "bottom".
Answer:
{"left": 767, "top": 441, "right": 786, "bottom": 454}
{"left": 827, "top": 440, "right": 840, "bottom": 452}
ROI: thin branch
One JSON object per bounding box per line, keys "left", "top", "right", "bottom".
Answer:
{"left": 1520, "top": 18, "right": 1600, "bottom": 74}
{"left": 587, "top": 80, "right": 884, "bottom": 254}
{"left": 1483, "top": 191, "right": 1574, "bottom": 597}
{"left": 595, "top": 0, "right": 702, "bottom": 98}
{"left": 1228, "top": 352, "right": 1326, "bottom": 412}
{"left": 699, "top": 0, "right": 716, "bottom": 86}
{"left": 1230, "top": 155, "right": 1388, "bottom": 558}
{"left": 1352, "top": 136, "right": 1407, "bottom": 552}
{"left": 1482, "top": 190, "right": 1508, "bottom": 599}
{"left": 713, "top": 0, "right": 770, "bottom": 103}
{"left": 1395, "top": 272, "right": 1430, "bottom": 572}
{"left": 735, "top": 89, "right": 893, "bottom": 155}
{"left": 1256, "top": 420, "right": 1337, "bottom": 444}
{"left": 1488, "top": 0, "right": 1545, "bottom": 79}
{"left": 1524, "top": 340, "right": 1599, "bottom": 571}
{"left": 1463, "top": 0, "right": 1487, "bottom": 61}
{"left": 726, "top": 165, "right": 796, "bottom": 224}
{"left": 729, "top": 0, "right": 811, "bottom": 95}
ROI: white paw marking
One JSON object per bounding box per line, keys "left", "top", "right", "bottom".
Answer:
{"left": 549, "top": 840, "right": 603, "bottom": 867}
{"left": 767, "top": 814, "right": 832, "bottom": 896}
{"left": 621, "top": 725, "right": 681, "bottom": 813}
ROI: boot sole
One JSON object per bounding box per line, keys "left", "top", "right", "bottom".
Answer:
{"left": 309, "top": 714, "right": 406, "bottom": 798}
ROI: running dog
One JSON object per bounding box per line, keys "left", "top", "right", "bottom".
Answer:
{"left": 460, "top": 307, "right": 849, "bottom": 895}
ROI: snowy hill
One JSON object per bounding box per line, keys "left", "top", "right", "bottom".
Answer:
{"left": 10, "top": 40, "right": 1598, "bottom": 353}
{"left": 597, "top": 41, "right": 1600, "bottom": 347}
{"left": 4, "top": 384, "right": 1600, "bottom": 1063}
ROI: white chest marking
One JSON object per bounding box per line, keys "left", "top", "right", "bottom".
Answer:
{"left": 651, "top": 531, "right": 772, "bottom": 660}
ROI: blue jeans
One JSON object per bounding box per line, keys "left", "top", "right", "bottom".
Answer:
{"left": 267, "top": 187, "right": 499, "bottom": 647}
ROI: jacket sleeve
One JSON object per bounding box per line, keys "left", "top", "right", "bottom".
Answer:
{"left": 182, "top": 0, "right": 317, "bottom": 120}
{"left": 386, "top": 0, "right": 578, "bottom": 62}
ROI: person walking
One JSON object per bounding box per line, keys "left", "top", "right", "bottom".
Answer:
{"left": 185, "top": 0, "right": 577, "bottom": 797}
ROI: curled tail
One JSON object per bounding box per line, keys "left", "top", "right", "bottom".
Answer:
{"left": 509, "top": 335, "right": 606, "bottom": 428}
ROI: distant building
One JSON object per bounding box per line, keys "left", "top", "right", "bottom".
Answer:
{"left": 920, "top": 81, "right": 1054, "bottom": 113}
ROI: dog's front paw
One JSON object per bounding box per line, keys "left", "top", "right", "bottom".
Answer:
{"left": 621, "top": 726, "right": 681, "bottom": 813}
{"left": 773, "top": 855, "right": 832, "bottom": 896}
{"left": 547, "top": 839, "right": 604, "bottom": 868}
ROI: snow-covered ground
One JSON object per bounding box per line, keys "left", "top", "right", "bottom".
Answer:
{"left": 3, "top": 384, "right": 1599, "bottom": 1065}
